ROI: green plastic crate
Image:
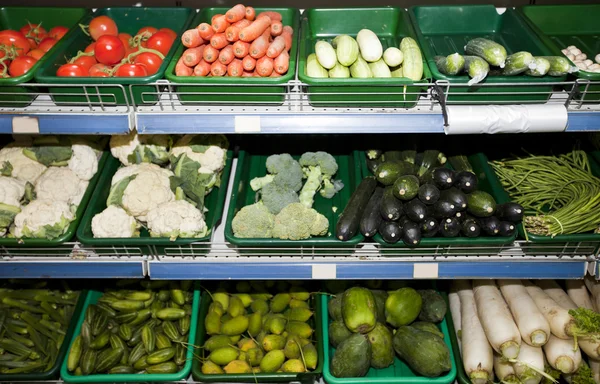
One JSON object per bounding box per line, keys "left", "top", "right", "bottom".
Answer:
{"left": 0, "top": 7, "right": 89, "bottom": 108}
{"left": 35, "top": 7, "right": 195, "bottom": 106}
{"left": 192, "top": 291, "right": 324, "bottom": 383}
{"left": 297, "top": 7, "right": 431, "bottom": 108}
{"left": 322, "top": 295, "right": 457, "bottom": 384}
{"left": 77, "top": 151, "right": 233, "bottom": 256}
{"left": 444, "top": 295, "right": 468, "bottom": 384}
{"left": 409, "top": 5, "right": 563, "bottom": 104}
{"left": 165, "top": 8, "right": 300, "bottom": 105}
{"left": 0, "top": 290, "right": 88, "bottom": 382}
{"left": 224, "top": 150, "right": 364, "bottom": 248}
{"left": 61, "top": 288, "right": 200, "bottom": 383}
{"left": 518, "top": 5, "right": 600, "bottom": 102}
{"left": 0, "top": 151, "right": 108, "bottom": 248}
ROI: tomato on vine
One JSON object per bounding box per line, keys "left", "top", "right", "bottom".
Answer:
{"left": 0, "top": 30, "right": 31, "bottom": 56}
{"left": 146, "top": 31, "right": 175, "bottom": 56}
{"left": 37, "top": 37, "right": 57, "bottom": 53}
{"left": 115, "top": 63, "right": 147, "bottom": 77}
{"left": 56, "top": 63, "right": 87, "bottom": 77}
{"left": 134, "top": 52, "right": 162, "bottom": 75}
{"left": 8, "top": 56, "right": 37, "bottom": 77}
{"left": 137, "top": 26, "right": 158, "bottom": 36}
{"left": 20, "top": 23, "right": 47, "bottom": 48}
{"left": 27, "top": 48, "right": 45, "bottom": 60}
{"left": 73, "top": 55, "right": 97, "bottom": 71}
{"left": 94, "top": 35, "right": 125, "bottom": 65}
{"left": 89, "top": 63, "right": 110, "bottom": 77}
{"left": 88, "top": 16, "right": 118, "bottom": 41}
{"left": 159, "top": 28, "right": 177, "bottom": 41}
{"left": 48, "top": 26, "right": 69, "bottom": 40}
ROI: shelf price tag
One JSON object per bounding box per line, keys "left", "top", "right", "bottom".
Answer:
{"left": 12, "top": 116, "right": 39, "bottom": 134}
{"left": 312, "top": 264, "right": 336, "bottom": 279}
{"left": 234, "top": 116, "right": 261, "bottom": 133}
{"left": 413, "top": 263, "right": 439, "bottom": 279}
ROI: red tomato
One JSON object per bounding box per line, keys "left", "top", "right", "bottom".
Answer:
{"left": 8, "top": 56, "right": 37, "bottom": 77}
{"left": 48, "top": 26, "right": 69, "bottom": 40}
{"left": 84, "top": 42, "right": 96, "bottom": 53}
{"left": 27, "top": 48, "right": 45, "bottom": 60}
{"left": 0, "top": 30, "right": 31, "bottom": 56}
{"left": 134, "top": 52, "right": 162, "bottom": 75}
{"left": 146, "top": 31, "right": 174, "bottom": 57}
{"left": 73, "top": 55, "right": 97, "bottom": 71}
{"left": 137, "top": 26, "right": 158, "bottom": 36}
{"left": 159, "top": 28, "right": 177, "bottom": 41}
{"left": 89, "top": 63, "right": 110, "bottom": 77}
{"left": 20, "top": 23, "right": 47, "bottom": 48}
{"left": 115, "top": 63, "right": 147, "bottom": 77}
{"left": 37, "top": 37, "right": 57, "bottom": 53}
{"left": 94, "top": 35, "right": 125, "bottom": 65}
{"left": 117, "top": 33, "right": 135, "bottom": 55}
{"left": 89, "top": 16, "right": 118, "bottom": 41}
{"left": 56, "top": 63, "right": 87, "bottom": 77}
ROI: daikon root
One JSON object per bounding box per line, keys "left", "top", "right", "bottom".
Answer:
{"left": 544, "top": 334, "right": 582, "bottom": 374}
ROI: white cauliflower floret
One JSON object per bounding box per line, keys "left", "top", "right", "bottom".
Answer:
{"left": 35, "top": 167, "right": 88, "bottom": 206}
{"left": 111, "top": 163, "right": 172, "bottom": 185}
{"left": 171, "top": 135, "right": 228, "bottom": 173}
{"left": 0, "top": 146, "right": 47, "bottom": 184}
{"left": 92, "top": 206, "right": 139, "bottom": 238}
{"left": 0, "top": 176, "right": 25, "bottom": 207}
{"left": 146, "top": 200, "right": 207, "bottom": 240}
{"left": 110, "top": 132, "right": 170, "bottom": 166}
{"left": 68, "top": 144, "right": 99, "bottom": 181}
{"left": 11, "top": 199, "right": 74, "bottom": 239}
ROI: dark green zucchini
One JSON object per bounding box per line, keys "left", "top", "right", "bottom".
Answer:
{"left": 496, "top": 203, "right": 524, "bottom": 223}
{"left": 336, "top": 177, "right": 378, "bottom": 241}
{"left": 432, "top": 168, "right": 455, "bottom": 190}
{"left": 393, "top": 175, "right": 419, "bottom": 201}
{"left": 461, "top": 218, "right": 481, "bottom": 237}
{"left": 401, "top": 150, "right": 417, "bottom": 164}
{"left": 417, "top": 150, "right": 445, "bottom": 178}
{"left": 405, "top": 199, "right": 427, "bottom": 223}
{"left": 421, "top": 218, "right": 439, "bottom": 238}
{"left": 366, "top": 150, "right": 383, "bottom": 160}
{"left": 379, "top": 221, "right": 402, "bottom": 244}
{"left": 498, "top": 221, "right": 516, "bottom": 237}
{"left": 402, "top": 221, "right": 422, "bottom": 246}
{"left": 439, "top": 217, "right": 460, "bottom": 237}
{"left": 360, "top": 187, "right": 384, "bottom": 238}
{"left": 441, "top": 188, "right": 468, "bottom": 211}
{"left": 455, "top": 171, "right": 478, "bottom": 193}
{"left": 466, "top": 190, "right": 497, "bottom": 217}
{"left": 380, "top": 187, "right": 403, "bottom": 221}
{"left": 367, "top": 157, "right": 384, "bottom": 174}
{"left": 448, "top": 155, "right": 473, "bottom": 172}
{"left": 433, "top": 199, "right": 456, "bottom": 219}
{"left": 376, "top": 161, "right": 415, "bottom": 186}
{"left": 418, "top": 184, "right": 440, "bottom": 205}
{"left": 383, "top": 151, "right": 402, "bottom": 162}
{"left": 479, "top": 216, "right": 501, "bottom": 236}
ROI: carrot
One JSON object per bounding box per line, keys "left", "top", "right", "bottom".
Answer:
{"left": 211, "top": 15, "right": 230, "bottom": 33}
{"left": 210, "top": 61, "right": 227, "bottom": 76}
{"left": 242, "top": 71, "right": 255, "bottom": 77}
{"left": 267, "top": 36, "right": 286, "bottom": 58}
{"left": 270, "top": 71, "right": 281, "bottom": 77}
{"left": 233, "top": 41, "right": 250, "bottom": 58}
{"left": 203, "top": 45, "right": 220, "bottom": 63}
{"left": 256, "top": 56, "right": 273, "bottom": 77}
{"left": 273, "top": 51, "right": 289, "bottom": 74}
{"left": 227, "top": 59, "right": 243, "bottom": 77}
{"left": 245, "top": 6, "right": 255, "bottom": 21}
{"left": 261, "top": 27, "right": 272, "bottom": 41}
{"left": 242, "top": 55, "right": 256, "bottom": 71}
{"left": 225, "top": 26, "right": 241, "bottom": 42}
{"left": 211, "top": 14, "right": 223, "bottom": 24}
{"left": 226, "top": 4, "right": 246, "bottom": 23}
{"left": 210, "top": 33, "right": 229, "bottom": 49}
{"left": 250, "top": 35, "right": 269, "bottom": 59}
{"left": 175, "top": 57, "right": 193, "bottom": 76}
{"left": 182, "top": 45, "right": 205, "bottom": 67}
{"left": 271, "top": 21, "right": 283, "bottom": 36}
{"left": 257, "top": 11, "right": 282, "bottom": 21}
{"left": 197, "top": 23, "right": 214, "bottom": 40}
{"left": 281, "top": 27, "right": 293, "bottom": 51}
{"left": 233, "top": 19, "right": 251, "bottom": 29}
{"left": 219, "top": 45, "right": 235, "bottom": 65}
{"left": 194, "top": 60, "right": 211, "bottom": 76}
{"left": 239, "top": 15, "right": 271, "bottom": 42}
{"left": 182, "top": 28, "right": 203, "bottom": 48}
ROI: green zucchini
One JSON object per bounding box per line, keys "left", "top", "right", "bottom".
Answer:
{"left": 359, "top": 187, "right": 384, "bottom": 237}
{"left": 383, "top": 151, "right": 402, "bottom": 162}
{"left": 465, "top": 37, "right": 507, "bottom": 67}
{"left": 502, "top": 51, "right": 534, "bottom": 76}
{"left": 380, "top": 187, "right": 403, "bottom": 221}
{"left": 448, "top": 155, "right": 473, "bottom": 172}
{"left": 466, "top": 190, "right": 497, "bottom": 218}
{"left": 400, "top": 150, "right": 417, "bottom": 164}
{"left": 525, "top": 57, "right": 550, "bottom": 77}
{"left": 335, "top": 177, "right": 378, "bottom": 241}
{"left": 464, "top": 56, "right": 489, "bottom": 85}
{"left": 376, "top": 161, "right": 415, "bottom": 186}
{"left": 540, "top": 56, "right": 573, "bottom": 76}
{"left": 393, "top": 175, "right": 419, "bottom": 201}
{"left": 434, "top": 53, "right": 465, "bottom": 76}
{"left": 379, "top": 221, "right": 401, "bottom": 244}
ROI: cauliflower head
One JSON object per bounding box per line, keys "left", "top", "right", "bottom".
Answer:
{"left": 171, "top": 134, "right": 229, "bottom": 173}
{"left": 272, "top": 203, "right": 329, "bottom": 240}
{"left": 35, "top": 167, "right": 88, "bottom": 206}
{"left": 11, "top": 199, "right": 74, "bottom": 239}
{"left": 232, "top": 202, "right": 275, "bottom": 238}
{"left": 110, "top": 132, "right": 171, "bottom": 166}
{"left": 68, "top": 144, "right": 99, "bottom": 181}
{"left": 261, "top": 182, "right": 299, "bottom": 214}
{"left": 0, "top": 146, "right": 47, "bottom": 184}
{"left": 146, "top": 200, "right": 207, "bottom": 240}
{"left": 0, "top": 176, "right": 25, "bottom": 207}
{"left": 92, "top": 205, "right": 139, "bottom": 238}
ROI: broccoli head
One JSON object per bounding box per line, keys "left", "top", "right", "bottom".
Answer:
{"left": 232, "top": 202, "right": 274, "bottom": 238}
{"left": 299, "top": 152, "right": 338, "bottom": 176}
{"left": 250, "top": 153, "right": 303, "bottom": 192}
{"left": 298, "top": 151, "right": 344, "bottom": 206}
{"left": 321, "top": 179, "right": 345, "bottom": 199}
{"left": 261, "top": 182, "right": 299, "bottom": 214}
{"left": 272, "top": 203, "right": 329, "bottom": 240}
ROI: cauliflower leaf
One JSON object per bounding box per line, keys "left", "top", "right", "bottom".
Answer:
{"left": 22, "top": 136, "right": 73, "bottom": 167}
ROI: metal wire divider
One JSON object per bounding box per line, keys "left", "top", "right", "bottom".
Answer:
{"left": 0, "top": 242, "right": 147, "bottom": 259}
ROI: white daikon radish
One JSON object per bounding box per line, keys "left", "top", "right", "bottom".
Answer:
{"left": 585, "top": 275, "right": 600, "bottom": 311}
{"left": 567, "top": 53, "right": 576, "bottom": 61}
{"left": 449, "top": 283, "right": 462, "bottom": 352}
{"left": 566, "top": 280, "right": 596, "bottom": 311}
{"left": 544, "top": 334, "right": 582, "bottom": 374}
{"left": 590, "top": 360, "right": 600, "bottom": 384}
{"left": 514, "top": 343, "right": 545, "bottom": 384}
{"left": 525, "top": 281, "right": 576, "bottom": 339}
{"left": 498, "top": 280, "right": 550, "bottom": 347}
{"left": 494, "top": 353, "right": 519, "bottom": 384}
{"left": 576, "top": 53, "right": 588, "bottom": 61}
{"left": 570, "top": 48, "right": 582, "bottom": 56}
{"left": 536, "top": 280, "right": 578, "bottom": 310}
{"left": 473, "top": 280, "right": 521, "bottom": 359}
{"left": 456, "top": 280, "right": 493, "bottom": 384}
{"left": 576, "top": 61, "right": 589, "bottom": 70}
{"left": 595, "top": 54, "right": 600, "bottom": 64}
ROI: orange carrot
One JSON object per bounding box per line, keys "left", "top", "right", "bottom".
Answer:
{"left": 261, "top": 27, "right": 272, "bottom": 41}
{"left": 267, "top": 35, "right": 285, "bottom": 58}
{"left": 271, "top": 21, "right": 283, "bottom": 36}
{"left": 175, "top": 57, "right": 193, "bottom": 76}
{"left": 242, "top": 55, "right": 256, "bottom": 71}
{"left": 182, "top": 45, "right": 205, "bottom": 67}
{"left": 225, "top": 25, "right": 241, "bottom": 42}
{"left": 239, "top": 15, "right": 271, "bottom": 42}
{"left": 182, "top": 28, "right": 203, "bottom": 48}
{"left": 212, "top": 15, "right": 230, "bottom": 33}
{"left": 218, "top": 45, "right": 235, "bottom": 65}
{"left": 210, "top": 33, "right": 229, "bottom": 49}
{"left": 233, "top": 19, "right": 251, "bottom": 29}
{"left": 210, "top": 61, "right": 227, "bottom": 76}
{"left": 211, "top": 14, "right": 223, "bottom": 24}
{"left": 203, "top": 45, "right": 220, "bottom": 63}
{"left": 194, "top": 60, "right": 211, "bottom": 76}
{"left": 270, "top": 71, "right": 281, "bottom": 77}
{"left": 281, "top": 27, "right": 293, "bottom": 51}
{"left": 257, "top": 11, "right": 282, "bottom": 21}
{"left": 242, "top": 71, "right": 254, "bottom": 77}
{"left": 274, "top": 51, "right": 289, "bottom": 74}
{"left": 197, "top": 23, "right": 214, "bottom": 40}
{"left": 233, "top": 41, "right": 250, "bottom": 58}
{"left": 245, "top": 6, "right": 255, "bottom": 21}
{"left": 249, "top": 35, "right": 269, "bottom": 59}
{"left": 256, "top": 56, "right": 274, "bottom": 77}
{"left": 227, "top": 59, "right": 244, "bottom": 77}
{"left": 226, "top": 4, "right": 246, "bottom": 23}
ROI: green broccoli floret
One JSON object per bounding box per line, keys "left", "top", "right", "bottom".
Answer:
{"left": 298, "top": 151, "right": 343, "bottom": 206}
{"left": 261, "top": 182, "right": 299, "bottom": 214}
{"left": 272, "top": 203, "right": 329, "bottom": 240}
{"left": 299, "top": 151, "right": 338, "bottom": 176}
{"left": 232, "top": 202, "right": 275, "bottom": 238}
{"left": 321, "top": 179, "right": 345, "bottom": 199}
{"left": 250, "top": 153, "right": 303, "bottom": 192}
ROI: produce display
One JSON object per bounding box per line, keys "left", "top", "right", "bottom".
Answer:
{"left": 561, "top": 45, "right": 600, "bottom": 73}
{"left": 450, "top": 279, "right": 600, "bottom": 384}
{"left": 489, "top": 149, "right": 600, "bottom": 237}
{"left": 92, "top": 133, "right": 228, "bottom": 240}
{"left": 66, "top": 281, "right": 193, "bottom": 375}
{"left": 175, "top": 5, "right": 293, "bottom": 77}
{"left": 56, "top": 15, "right": 177, "bottom": 77}
{"left": 335, "top": 150, "right": 523, "bottom": 246}
{"left": 199, "top": 281, "right": 318, "bottom": 375}
{"left": 0, "top": 284, "right": 81, "bottom": 374}
{"left": 328, "top": 283, "right": 451, "bottom": 378}
{"left": 231, "top": 152, "right": 343, "bottom": 240}
{"left": 0, "top": 136, "right": 103, "bottom": 240}
{"left": 306, "top": 31, "right": 424, "bottom": 80}
{"left": 0, "top": 23, "right": 68, "bottom": 77}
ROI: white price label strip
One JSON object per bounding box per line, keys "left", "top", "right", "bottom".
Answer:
{"left": 413, "top": 263, "right": 439, "bottom": 279}
{"left": 312, "top": 264, "right": 337, "bottom": 279}
{"left": 12, "top": 116, "right": 39, "bottom": 134}
{"left": 234, "top": 116, "right": 261, "bottom": 133}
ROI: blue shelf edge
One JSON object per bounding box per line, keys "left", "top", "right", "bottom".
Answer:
{"left": 0, "top": 261, "right": 145, "bottom": 279}
{"left": 0, "top": 114, "right": 130, "bottom": 134}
